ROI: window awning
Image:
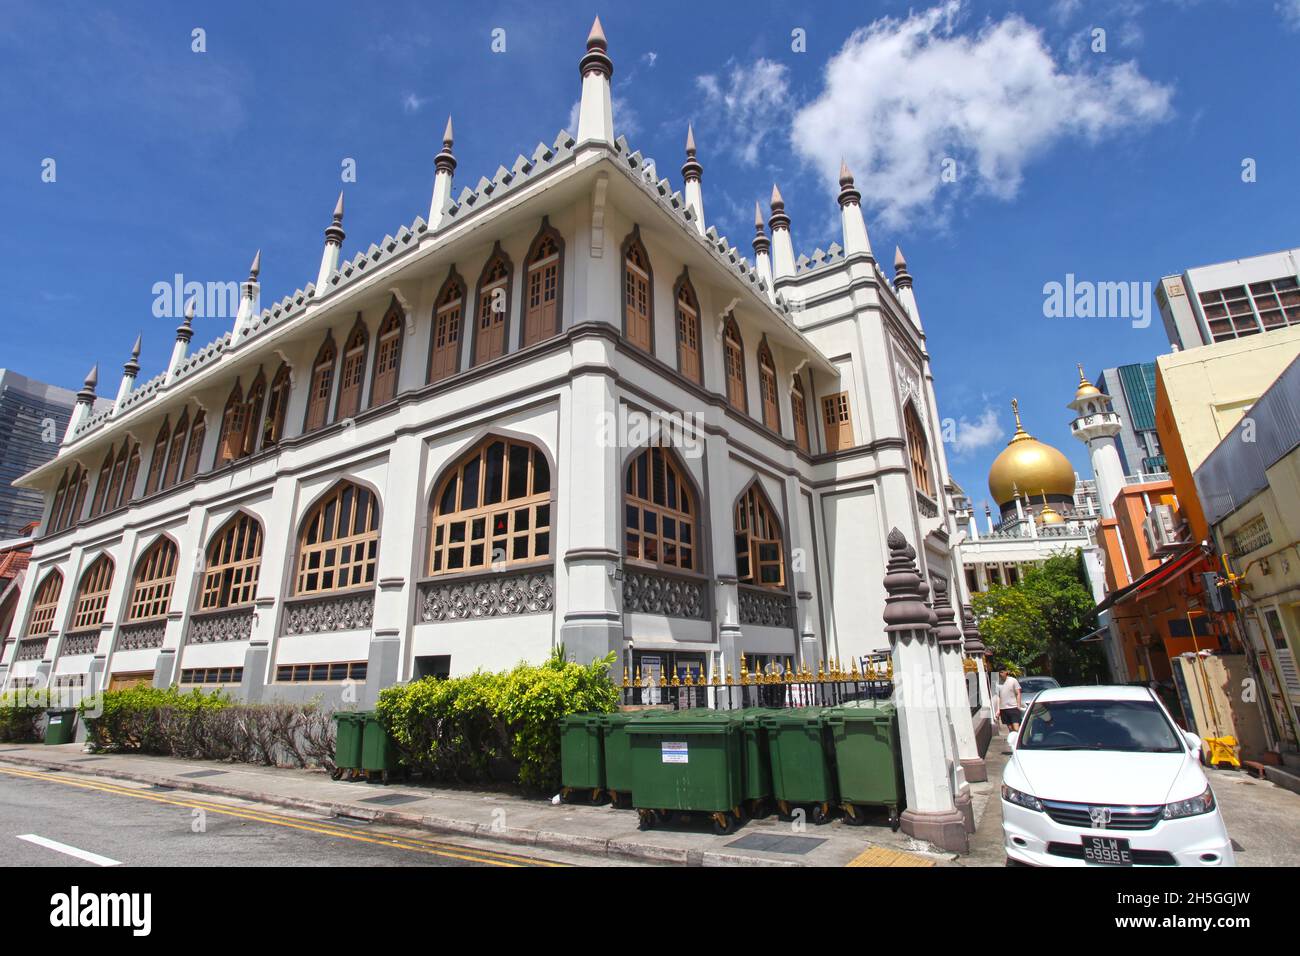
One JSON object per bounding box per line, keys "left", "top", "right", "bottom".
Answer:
{"left": 1093, "top": 544, "right": 1205, "bottom": 614}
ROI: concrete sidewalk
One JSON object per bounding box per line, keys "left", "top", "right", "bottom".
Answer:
{"left": 0, "top": 744, "right": 997, "bottom": 867}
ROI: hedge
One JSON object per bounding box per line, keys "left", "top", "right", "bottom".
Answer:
{"left": 377, "top": 648, "right": 618, "bottom": 791}
{"left": 0, "top": 689, "right": 49, "bottom": 743}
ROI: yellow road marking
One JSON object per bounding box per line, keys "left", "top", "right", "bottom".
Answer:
{"left": 0, "top": 765, "right": 566, "bottom": 868}
{"left": 845, "top": 845, "right": 936, "bottom": 867}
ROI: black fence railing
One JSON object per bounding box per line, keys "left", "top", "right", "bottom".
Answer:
{"left": 620, "top": 658, "right": 895, "bottom": 710}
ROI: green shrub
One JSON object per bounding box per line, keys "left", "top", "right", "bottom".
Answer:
{"left": 0, "top": 688, "right": 49, "bottom": 743}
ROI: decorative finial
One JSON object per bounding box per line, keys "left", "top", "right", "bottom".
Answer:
{"left": 435, "top": 117, "right": 457, "bottom": 174}
{"left": 770, "top": 183, "right": 784, "bottom": 209}
{"left": 123, "top": 333, "right": 142, "bottom": 376}
{"left": 248, "top": 249, "right": 261, "bottom": 282}
{"left": 931, "top": 577, "right": 963, "bottom": 646}
{"left": 769, "top": 183, "right": 790, "bottom": 231}
{"left": 77, "top": 364, "right": 98, "bottom": 402}
{"left": 882, "top": 527, "right": 932, "bottom": 633}
{"left": 580, "top": 16, "right": 613, "bottom": 78}
{"left": 893, "top": 245, "right": 912, "bottom": 289}
{"left": 1011, "top": 397, "right": 1023, "bottom": 431}
{"left": 895, "top": 246, "right": 907, "bottom": 271}
{"left": 836, "top": 159, "right": 860, "bottom": 208}
{"left": 962, "top": 603, "right": 987, "bottom": 656}
{"left": 325, "top": 191, "right": 346, "bottom": 246}
{"left": 130, "top": 333, "right": 142, "bottom": 360}
{"left": 587, "top": 15, "right": 607, "bottom": 50}
{"left": 681, "top": 123, "right": 702, "bottom": 182}
{"left": 752, "top": 200, "right": 770, "bottom": 256}
{"left": 177, "top": 299, "right": 195, "bottom": 341}
{"left": 754, "top": 201, "right": 764, "bottom": 230}
{"left": 442, "top": 115, "right": 454, "bottom": 147}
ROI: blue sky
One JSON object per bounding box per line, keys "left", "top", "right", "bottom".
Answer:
{"left": 3, "top": 0, "right": 1299, "bottom": 510}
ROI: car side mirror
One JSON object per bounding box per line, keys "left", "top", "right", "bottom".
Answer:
{"left": 1183, "top": 730, "right": 1201, "bottom": 752}
{"left": 1006, "top": 731, "right": 1019, "bottom": 750}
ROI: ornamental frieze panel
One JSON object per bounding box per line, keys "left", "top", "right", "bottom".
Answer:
{"left": 283, "top": 590, "right": 375, "bottom": 636}
{"left": 15, "top": 638, "right": 48, "bottom": 662}
{"left": 187, "top": 606, "right": 255, "bottom": 645}
{"left": 61, "top": 631, "right": 100, "bottom": 657}
{"left": 417, "top": 570, "right": 555, "bottom": 623}
{"left": 118, "top": 620, "right": 167, "bottom": 651}
{"left": 622, "top": 569, "right": 706, "bottom": 620}
{"left": 738, "top": 587, "right": 792, "bottom": 628}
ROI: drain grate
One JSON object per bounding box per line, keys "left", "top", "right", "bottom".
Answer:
{"left": 177, "top": 769, "right": 227, "bottom": 778}
{"left": 359, "top": 793, "right": 424, "bottom": 806}
{"left": 145, "top": 785, "right": 176, "bottom": 793}
{"left": 724, "top": 833, "right": 827, "bottom": 855}
{"left": 72, "top": 756, "right": 108, "bottom": 762}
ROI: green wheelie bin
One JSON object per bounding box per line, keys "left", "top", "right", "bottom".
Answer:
{"left": 761, "top": 708, "right": 838, "bottom": 824}
{"left": 824, "top": 701, "right": 905, "bottom": 830}
{"left": 626, "top": 711, "right": 744, "bottom": 834}
{"left": 360, "top": 711, "right": 403, "bottom": 784}
{"left": 738, "top": 708, "right": 773, "bottom": 818}
{"left": 600, "top": 710, "right": 661, "bottom": 808}
{"left": 559, "top": 713, "right": 606, "bottom": 803}
{"left": 44, "top": 709, "right": 77, "bottom": 745}
{"left": 331, "top": 711, "right": 364, "bottom": 780}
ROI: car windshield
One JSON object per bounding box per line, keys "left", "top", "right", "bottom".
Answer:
{"left": 1018, "top": 699, "right": 1183, "bottom": 752}
{"left": 1019, "top": 678, "right": 1060, "bottom": 694}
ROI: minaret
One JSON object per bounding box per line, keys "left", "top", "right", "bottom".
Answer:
{"left": 837, "top": 160, "right": 872, "bottom": 258}
{"left": 681, "top": 124, "right": 705, "bottom": 235}
{"left": 428, "top": 116, "right": 456, "bottom": 228}
{"left": 232, "top": 250, "right": 260, "bottom": 339}
{"left": 316, "top": 191, "right": 346, "bottom": 289}
{"left": 768, "top": 184, "right": 796, "bottom": 283}
{"left": 168, "top": 300, "right": 195, "bottom": 382}
{"left": 1069, "top": 364, "right": 1125, "bottom": 519}
{"left": 113, "top": 334, "right": 141, "bottom": 409}
{"left": 63, "top": 366, "right": 98, "bottom": 443}
{"left": 575, "top": 17, "right": 614, "bottom": 147}
{"left": 751, "top": 202, "right": 774, "bottom": 301}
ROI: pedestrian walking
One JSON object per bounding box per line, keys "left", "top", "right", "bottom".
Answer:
{"left": 997, "top": 668, "right": 1023, "bottom": 732}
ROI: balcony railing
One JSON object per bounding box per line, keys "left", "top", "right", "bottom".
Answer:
{"left": 416, "top": 568, "right": 554, "bottom": 623}
{"left": 915, "top": 491, "right": 939, "bottom": 518}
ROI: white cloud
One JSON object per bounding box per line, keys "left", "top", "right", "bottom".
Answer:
{"left": 643, "top": 51, "right": 658, "bottom": 67}
{"left": 401, "top": 92, "right": 428, "bottom": 114}
{"left": 1279, "top": 0, "right": 1300, "bottom": 28}
{"left": 695, "top": 58, "right": 792, "bottom": 165}
{"left": 788, "top": 0, "right": 1174, "bottom": 229}
{"left": 948, "top": 405, "right": 1004, "bottom": 457}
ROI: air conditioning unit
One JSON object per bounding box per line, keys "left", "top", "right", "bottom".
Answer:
{"left": 1143, "top": 503, "right": 1185, "bottom": 557}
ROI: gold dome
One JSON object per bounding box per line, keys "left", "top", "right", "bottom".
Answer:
{"left": 988, "top": 399, "right": 1076, "bottom": 507}
{"left": 1073, "top": 363, "right": 1101, "bottom": 402}
{"left": 1038, "top": 504, "right": 1065, "bottom": 526}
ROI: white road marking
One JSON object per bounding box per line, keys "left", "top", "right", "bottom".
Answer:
{"left": 16, "top": 834, "right": 121, "bottom": 867}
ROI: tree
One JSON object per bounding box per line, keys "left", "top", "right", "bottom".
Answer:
{"left": 973, "top": 585, "right": 1046, "bottom": 675}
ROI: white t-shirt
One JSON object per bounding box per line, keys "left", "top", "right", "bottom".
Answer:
{"left": 997, "top": 677, "right": 1021, "bottom": 709}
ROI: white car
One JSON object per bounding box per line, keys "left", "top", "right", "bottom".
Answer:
{"left": 1001, "top": 685, "right": 1234, "bottom": 867}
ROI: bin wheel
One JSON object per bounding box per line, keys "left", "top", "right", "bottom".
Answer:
{"left": 559, "top": 787, "right": 572, "bottom": 804}
{"left": 380, "top": 770, "right": 392, "bottom": 786}
{"left": 637, "top": 808, "right": 657, "bottom": 831}
{"left": 842, "top": 804, "right": 866, "bottom": 826}
{"left": 812, "top": 803, "right": 832, "bottom": 826}
{"left": 777, "top": 799, "right": 792, "bottom": 820}
{"left": 889, "top": 808, "right": 901, "bottom": 832}
{"left": 330, "top": 767, "right": 345, "bottom": 781}
{"left": 711, "top": 812, "right": 735, "bottom": 835}
{"left": 591, "top": 788, "right": 603, "bottom": 804}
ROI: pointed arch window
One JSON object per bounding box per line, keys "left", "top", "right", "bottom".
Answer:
{"left": 26, "top": 569, "right": 62, "bottom": 637}
{"left": 70, "top": 555, "right": 113, "bottom": 632}
{"left": 473, "top": 246, "right": 512, "bottom": 366}
{"left": 66, "top": 466, "right": 89, "bottom": 529}
{"left": 304, "top": 335, "right": 337, "bottom": 433}
{"left": 261, "top": 364, "right": 291, "bottom": 448}
{"left": 182, "top": 412, "right": 206, "bottom": 481}
{"left": 121, "top": 441, "right": 141, "bottom": 505}
{"left": 335, "top": 321, "right": 369, "bottom": 420}
{"left": 523, "top": 222, "right": 563, "bottom": 347}
{"left": 296, "top": 481, "right": 380, "bottom": 595}
{"left": 145, "top": 420, "right": 170, "bottom": 495}
{"left": 429, "top": 270, "right": 465, "bottom": 383}
{"left": 217, "top": 381, "right": 248, "bottom": 464}
{"left": 200, "top": 512, "right": 263, "bottom": 610}
{"left": 428, "top": 438, "right": 551, "bottom": 575}
{"left": 624, "top": 446, "right": 697, "bottom": 572}
{"left": 241, "top": 371, "right": 267, "bottom": 456}
{"left": 734, "top": 484, "right": 784, "bottom": 589}
{"left": 674, "top": 272, "right": 702, "bottom": 383}
{"left": 48, "top": 473, "right": 68, "bottom": 533}
{"left": 904, "top": 403, "right": 935, "bottom": 497}
{"left": 791, "top": 376, "right": 810, "bottom": 453}
{"left": 370, "top": 302, "right": 403, "bottom": 405}
{"left": 128, "top": 537, "right": 178, "bottom": 621}
{"left": 105, "top": 441, "right": 130, "bottom": 512}
{"left": 723, "top": 316, "right": 747, "bottom": 412}
{"left": 622, "top": 229, "right": 653, "bottom": 352}
{"left": 757, "top": 339, "right": 780, "bottom": 432}
{"left": 90, "top": 450, "right": 113, "bottom": 517}
{"left": 164, "top": 410, "right": 189, "bottom": 488}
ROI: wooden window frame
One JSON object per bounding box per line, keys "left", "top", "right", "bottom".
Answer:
{"left": 757, "top": 337, "right": 780, "bottom": 433}
{"left": 216, "top": 380, "right": 247, "bottom": 465}
{"left": 303, "top": 334, "right": 338, "bottom": 433}
{"left": 181, "top": 411, "right": 206, "bottom": 481}
{"left": 334, "top": 319, "right": 369, "bottom": 421}
{"left": 523, "top": 219, "right": 564, "bottom": 348}
{"left": 673, "top": 270, "right": 702, "bottom": 384}
{"left": 275, "top": 661, "right": 367, "bottom": 684}
{"left": 723, "top": 315, "right": 748, "bottom": 413}
{"left": 90, "top": 451, "right": 113, "bottom": 517}
{"left": 163, "top": 410, "right": 189, "bottom": 489}
{"left": 145, "top": 420, "right": 170, "bottom": 496}
{"left": 623, "top": 446, "right": 698, "bottom": 573}
{"left": 49, "top": 473, "right": 68, "bottom": 533}
{"left": 295, "top": 481, "right": 380, "bottom": 596}
{"left": 904, "top": 402, "right": 935, "bottom": 497}
{"left": 65, "top": 467, "right": 88, "bottom": 529}
{"left": 261, "top": 364, "right": 291, "bottom": 448}
{"left": 428, "top": 268, "right": 465, "bottom": 384}
{"left": 70, "top": 555, "right": 113, "bottom": 633}
{"left": 621, "top": 227, "right": 654, "bottom": 353}
{"left": 734, "top": 483, "right": 785, "bottom": 590}
{"left": 199, "top": 512, "right": 264, "bottom": 610}
{"left": 105, "top": 441, "right": 129, "bottom": 512}
{"left": 791, "top": 375, "right": 810, "bottom": 453}
{"left": 821, "top": 391, "right": 853, "bottom": 453}
{"left": 241, "top": 370, "right": 267, "bottom": 457}
{"left": 369, "top": 300, "right": 404, "bottom": 406}
{"left": 128, "top": 536, "right": 178, "bottom": 622}
{"left": 471, "top": 243, "right": 513, "bottom": 367}
{"left": 26, "top": 569, "right": 62, "bottom": 637}
{"left": 428, "top": 438, "right": 552, "bottom": 576}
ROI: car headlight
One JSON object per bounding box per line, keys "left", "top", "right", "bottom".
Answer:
{"left": 1001, "top": 783, "right": 1043, "bottom": 812}
{"left": 1162, "top": 786, "right": 1215, "bottom": 819}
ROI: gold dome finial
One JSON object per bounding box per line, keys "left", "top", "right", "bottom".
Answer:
{"left": 1010, "top": 397, "right": 1024, "bottom": 434}
{"left": 1073, "top": 363, "right": 1102, "bottom": 401}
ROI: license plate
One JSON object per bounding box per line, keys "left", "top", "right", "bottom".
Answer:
{"left": 1083, "top": 836, "right": 1132, "bottom": 866}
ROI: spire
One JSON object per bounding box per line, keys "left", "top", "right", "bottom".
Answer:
{"left": 78, "top": 365, "right": 98, "bottom": 401}
{"left": 317, "top": 191, "right": 347, "bottom": 288}
{"left": 325, "top": 191, "right": 345, "bottom": 245}
{"left": 64, "top": 365, "right": 99, "bottom": 443}
{"left": 176, "top": 299, "right": 195, "bottom": 342}
{"left": 114, "top": 335, "right": 142, "bottom": 410}
{"left": 836, "top": 159, "right": 861, "bottom": 207}
{"left": 435, "top": 116, "right": 457, "bottom": 174}
{"left": 752, "top": 200, "right": 774, "bottom": 301}
{"left": 768, "top": 184, "right": 795, "bottom": 282}
{"left": 123, "top": 334, "right": 141, "bottom": 376}
{"left": 682, "top": 124, "right": 702, "bottom": 181}
{"left": 429, "top": 116, "right": 458, "bottom": 227}
{"left": 234, "top": 250, "right": 261, "bottom": 339}
{"left": 1011, "top": 397, "right": 1026, "bottom": 436}
{"left": 681, "top": 124, "right": 705, "bottom": 236}
{"left": 835, "top": 160, "right": 872, "bottom": 258}
{"left": 576, "top": 18, "right": 614, "bottom": 145}
{"left": 248, "top": 249, "right": 260, "bottom": 282}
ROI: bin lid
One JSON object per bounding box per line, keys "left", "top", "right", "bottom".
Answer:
{"left": 824, "top": 701, "right": 895, "bottom": 721}
{"left": 624, "top": 711, "right": 737, "bottom": 735}
{"left": 758, "top": 707, "right": 827, "bottom": 726}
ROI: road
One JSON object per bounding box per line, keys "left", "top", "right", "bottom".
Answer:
{"left": 0, "top": 764, "right": 594, "bottom": 867}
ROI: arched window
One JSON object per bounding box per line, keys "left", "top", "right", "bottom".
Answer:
{"left": 261, "top": 364, "right": 291, "bottom": 447}
{"left": 145, "top": 419, "right": 170, "bottom": 495}
{"left": 335, "top": 321, "right": 368, "bottom": 420}
{"left": 241, "top": 370, "right": 267, "bottom": 456}
{"left": 121, "top": 442, "right": 141, "bottom": 505}
{"left": 370, "top": 301, "right": 403, "bottom": 405}
{"left": 164, "top": 410, "right": 189, "bottom": 489}
{"left": 624, "top": 446, "right": 697, "bottom": 572}
{"left": 128, "top": 537, "right": 178, "bottom": 621}
{"left": 429, "top": 438, "right": 551, "bottom": 575}
{"left": 304, "top": 335, "right": 337, "bottom": 433}
{"left": 295, "top": 481, "right": 380, "bottom": 595}
{"left": 523, "top": 220, "right": 563, "bottom": 347}
{"left": 200, "top": 512, "right": 263, "bottom": 610}
{"left": 90, "top": 450, "right": 113, "bottom": 517}
{"left": 674, "top": 272, "right": 702, "bottom": 383}
{"left": 217, "top": 381, "right": 247, "bottom": 464}
{"left": 473, "top": 245, "right": 512, "bottom": 366}
{"left": 734, "top": 484, "right": 784, "bottom": 589}
{"left": 723, "top": 315, "right": 747, "bottom": 412}
{"left": 622, "top": 228, "right": 653, "bottom": 352}
{"left": 791, "top": 376, "right": 810, "bottom": 453}
{"left": 105, "top": 441, "right": 129, "bottom": 512}
{"left": 757, "top": 338, "right": 779, "bottom": 432}
{"left": 49, "top": 473, "right": 68, "bottom": 533}
{"left": 70, "top": 555, "right": 113, "bottom": 632}
{"left": 181, "top": 412, "right": 206, "bottom": 480}
{"left": 66, "top": 466, "right": 88, "bottom": 529}
{"left": 905, "top": 403, "right": 935, "bottom": 497}
{"left": 429, "top": 269, "right": 465, "bottom": 383}
{"left": 26, "top": 569, "right": 62, "bottom": 636}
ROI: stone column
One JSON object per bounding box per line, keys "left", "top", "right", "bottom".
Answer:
{"left": 963, "top": 603, "right": 993, "bottom": 758}
{"left": 934, "top": 580, "right": 985, "bottom": 833}
{"left": 883, "top": 528, "right": 968, "bottom": 854}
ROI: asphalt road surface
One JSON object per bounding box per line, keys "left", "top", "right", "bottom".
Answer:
{"left": 0, "top": 764, "right": 589, "bottom": 867}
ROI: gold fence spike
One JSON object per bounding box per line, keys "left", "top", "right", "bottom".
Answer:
{"left": 622, "top": 667, "right": 630, "bottom": 689}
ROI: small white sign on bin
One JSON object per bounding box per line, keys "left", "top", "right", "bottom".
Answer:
{"left": 661, "top": 741, "right": 688, "bottom": 764}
